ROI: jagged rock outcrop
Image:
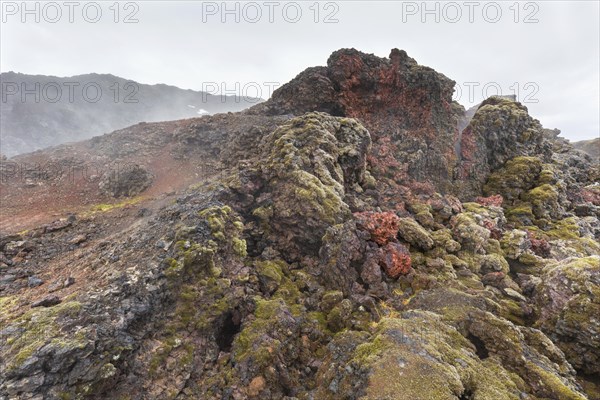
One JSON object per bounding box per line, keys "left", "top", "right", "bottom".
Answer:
{"left": 456, "top": 97, "right": 552, "bottom": 199}
{"left": 249, "top": 48, "right": 461, "bottom": 195}
{"left": 316, "top": 309, "right": 587, "bottom": 400}
{"left": 250, "top": 112, "right": 371, "bottom": 258}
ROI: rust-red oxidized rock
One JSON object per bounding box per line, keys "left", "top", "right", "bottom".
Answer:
{"left": 249, "top": 48, "right": 460, "bottom": 196}
{"left": 380, "top": 242, "right": 412, "bottom": 279}
{"left": 527, "top": 230, "right": 551, "bottom": 258}
{"left": 581, "top": 186, "right": 600, "bottom": 206}
{"left": 354, "top": 211, "right": 401, "bottom": 245}
{"left": 475, "top": 195, "right": 504, "bottom": 208}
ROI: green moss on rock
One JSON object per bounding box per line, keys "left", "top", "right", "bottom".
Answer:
{"left": 397, "top": 218, "right": 434, "bottom": 250}
{"left": 335, "top": 313, "right": 528, "bottom": 400}
{"left": 256, "top": 112, "right": 371, "bottom": 254}
{"left": 3, "top": 301, "right": 87, "bottom": 372}
{"left": 431, "top": 229, "right": 461, "bottom": 253}
{"left": 523, "top": 184, "right": 560, "bottom": 219}
{"left": 484, "top": 156, "right": 542, "bottom": 201}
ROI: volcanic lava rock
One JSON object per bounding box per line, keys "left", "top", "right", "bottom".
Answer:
{"left": 1, "top": 47, "right": 598, "bottom": 400}
{"left": 457, "top": 97, "right": 552, "bottom": 199}
{"left": 99, "top": 164, "right": 153, "bottom": 198}
{"left": 248, "top": 112, "right": 371, "bottom": 258}
{"left": 533, "top": 256, "right": 600, "bottom": 375}
{"left": 354, "top": 211, "right": 401, "bottom": 246}
{"left": 249, "top": 48, "right": 461, "bottom": 194}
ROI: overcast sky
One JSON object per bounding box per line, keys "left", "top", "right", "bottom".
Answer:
{"left": 1, "top": 0, "right": 599, "bottom": 141}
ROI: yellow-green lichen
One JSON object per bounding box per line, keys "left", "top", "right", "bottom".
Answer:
{"left": 4, "top": 301, "right": 86, "bottom": 371}
{"left": 87, "top": 196, "right": 145, "bottom": 214}
{"left": 233, "top": 298, "right": 286, "bottom": 368}
{"left": 232, "top": 238, "right": 247, "bottom": 257}
{"left": 484, "top": 157, "right": 542, "bottom": 201}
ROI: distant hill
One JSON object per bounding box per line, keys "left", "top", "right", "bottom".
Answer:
{"left": 572, "top": 137, "right": 599, "bottom": 162}
{"left": 0, "top": 72, "right": 262, "bottom": 156}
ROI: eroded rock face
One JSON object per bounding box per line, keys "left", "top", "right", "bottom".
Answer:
{"left": 354, "top": 211, "right": 401, "bottom": 246}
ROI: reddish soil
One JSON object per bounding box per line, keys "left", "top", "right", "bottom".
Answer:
{"left": 0, "top": 122, "right": 221, "bottom": 234}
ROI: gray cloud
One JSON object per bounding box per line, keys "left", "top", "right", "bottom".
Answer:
{"left": 1, "top": 0, "right": 598, "bottom": 141}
